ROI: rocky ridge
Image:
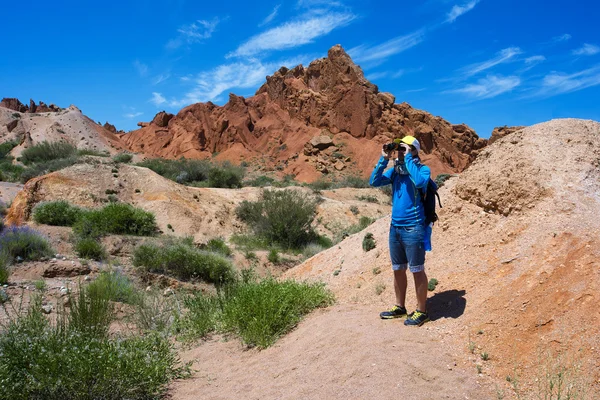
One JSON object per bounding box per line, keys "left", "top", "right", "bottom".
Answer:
{"left": 120, "top": 45, "right": 486, "bottom": 181}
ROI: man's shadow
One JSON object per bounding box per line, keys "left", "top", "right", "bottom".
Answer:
{"left": 427, "top": 289, "right": 467, "bottom": 320}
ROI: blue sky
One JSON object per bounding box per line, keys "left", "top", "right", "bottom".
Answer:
{"left": 1, "top": 0, "right": 599, "bottom": 138}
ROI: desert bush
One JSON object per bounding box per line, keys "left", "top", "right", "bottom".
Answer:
{"left": 0, "top": 200, "right": 7, "bottom": 217}
{"left": 0, "top": 141, "right": 18, "bottom": 159}
{"left": 136, "top": 158, "right": 211, "bottom": 185}
{"left": 203, "top": 237, "right": 233, "bottom": 257}
{"left": 235, "top": 189, "right": 318, "bottom": 249}
{"left": 68, "top": 285, "right": 114, "bottom": 339}
{"left": 0, "top": 252, "right": 10, "bottom": 284}
{"left": 306, "top": 178, "right": 334, "bottom": 191}
{"left": 356, "top": 195, "right": 379, "bottom": 203}
{"left": 362, "top": 232, "right": 376, "bottom": 252}
{"left": 207, "top": 161, "right": 244, "bottom": 188}
{"left": 244, "top": 175, "right": 275, "bottom": 187}
{"left": 428, "top": 278, "right": 439, "bottom": 291}
{"left": 267, "top": 249, "right": 280, "bottom": 264}
{"left": 177, "top": 292, "right": 220, "bottom": 340}
{"left": 133, "top": 242, "right": 235, "bottom": 284}
{"left": 113, "top": 153, "right": 133, "bottom": 163}
{"left": 74, "top": 237, "right": 106, "bottom": 260}
{"left": 88, "top": 270, "right": 138, "bottom": 303}
{"left": 434, "top": 173, "right": 454, "bottom": 188}
{"left": 77, "top": 149, "right": 109, "bottom": 157}
{"left": 220, "top": 278, "right": 334, "bottom": 348}
{"left": 20, "top": 141, "right": 77, "bottom": 165}
{"left": 32, "top": 200, "right": 83, "bottom": 226}
{"left": 338, "top": 175, "right": 370, "bottom": 188}
{"left": 19, "top": 156, "right": 79, "bottom": 183}
{"left": 0, "top": 293, "right": 181, "bottom": 399}
{"left": 134, "top": 290, "right": 180, "bottom": 333}
{"left": 73, "top": 203, "right": 157, "bottom": 238}
{"left": 301, "top": 243, "right": 328, "bottom": 259}
{"left": 0, "top": 162, "right": 25, "bottom": 183}
{"left": 0, "top": 225, "right": 54, "bottom": 261}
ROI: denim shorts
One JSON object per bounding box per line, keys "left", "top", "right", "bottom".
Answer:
{"left": 389, "top": 224, "right": 426, "bottom": 273}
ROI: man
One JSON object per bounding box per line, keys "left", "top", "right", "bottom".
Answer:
{"left": 369, "top": 135, "right": 431, "bottom": 326}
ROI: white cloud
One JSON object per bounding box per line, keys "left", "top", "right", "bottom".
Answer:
{"left": 448, "top": 75, "right": 520, "bottom": 99}
{"left": 152, "top": 73, "right": 171, "bottom": 85}
{"left": 366, "top": 71, "right": 388, "bottom": 81}
{"left": 535, "top": 65, "right": 600, "bottom": 96}
{"left": 525, "top": 55, "right": 546, "bottom": 64}
{"left": 572, "top": 43, "right": 600, "bottom": 56}
{"left": 133, "top": 60, "right": 148, "bottom": 77}
{"left": 124, "top": 112, "right": 143, "bottom": 118}
{"left": 167, "top": 18, "right": 221, "bottom": 49}
{"left": 348, "top": 30, "right": 425, "bottom": 66}
{"left": 460, "top": 47, "right": 522, "bottom": 77}
{"left": 553, "top": 33, "right": 572, "bottom": 43}
{"left": 259, "top": 5, "right": 280, "bottom": 26}
{"left": 229, "top": 11, "right": 355, "bottom": 57}
{"left": 170, "top": 56, "right": 311, "bottom": 106}
{"left": 150, "top": 92, "right": 167, "bottom": 106}
{"left": 446, "top": 0, "right": 480, "bottom": 23}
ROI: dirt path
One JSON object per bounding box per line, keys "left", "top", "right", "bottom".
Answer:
{"left": 171, "top": 304, "right": 494, "bottom": 400}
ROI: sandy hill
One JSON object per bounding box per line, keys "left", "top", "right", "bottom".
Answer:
{"left": 0, "top": 102, "right": 127, "bottom": 158}
{"left": 284, "top": 118, "right": 600, "bottom": 390}
{"left": 120, "top": 45, "right": 486, "bottom": 182}
{"left": 5, "top": 159, "right": 391, "bottom": 245}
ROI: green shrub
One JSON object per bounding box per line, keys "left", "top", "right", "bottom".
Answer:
{"left": 427, "top": 278, "right": 439, "bottom": 291}
{"left": 113, "top": 153, "right": 133, "bottom": 163}
{"left": 74, "top": 237, "right": 106, "bottom": 260}
{"left": 77, "top": 149, "right": 109, "bottom": 157}
{"left": 32, "top": 200, "right": 83, "bottom": 226}
{"left": 356, "top": 195, "right": 379, "bottom": 203}
{"left": 134, "top": 291, "right": 180, "bottom": 333}
{"left": 19, "top": 156, "right": 79, "bottom": 183}
{"left": 235, "top": 189, "right": 318, "bottom": 249}
{"left": 0, "top": 141, "right": 18, "bottom": 159}
{"left": 208, "top": 161, "right": 244, "bottom": 188}
{"left": 0, "top": 252, "right": 10, "bottom": 284}
{"left": 136, "top": 158, "right": 211, "bottom": 185}
{"left": 338, "top": 175, "right": 370, "bottom": 188}
{"left": 362, "top": 232, "right": 376, "bottom": 252}
{"left": 244, "top": 175, "right": 275, "bottom": 187}
{"left": 204, "top": 237, "right": 232, "bottom": 257}
{"left": 220, "top": 278, "right": 334, "bottom": 348}
{"left": 177, "top": 292, "right": 220, "bottom": 340}
{"left": 0, "top": 293, "right": 181, "bottom": 399}
{"left": 68, "top": 285, "right": 114, "bottom": 339}
{"left": 133, "top": 242, "right": 235, "bottom": 284}
{"left": 88, "top": 270, "right": 138, "bottom": 303}
{"left": 73, "top": 203, "right": 157, "bottom": 238}
{"left": 435, "top": 173, "right": 455, "bottom": 188}
{"left": 20, "top": 141, "right": 77, "bottom": 165}
{"left": 0, "top": 161, "right": 25, "bottom": 183}
{"left": 306, "top": 178, "right": 334, "bottom": 191}
{"left": 0, "top": 226, "right": 54, "bottom": 261}
{"left": 267, "top": 249, "right": 280, "bottom": 264}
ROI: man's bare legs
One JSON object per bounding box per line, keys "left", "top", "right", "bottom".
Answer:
{"left": 413, "top": 270, "right": 428, "bottom": 312}
{"left": 393, "top": 269, "right": 407, "bottom": 307}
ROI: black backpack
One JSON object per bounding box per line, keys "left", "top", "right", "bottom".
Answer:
{"left": 420, "top": 179, "right": 442, "bottom": 226}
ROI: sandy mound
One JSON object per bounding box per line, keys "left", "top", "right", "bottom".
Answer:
{"left": 0, "top": 105, "right": 127, "bottom": 157}
{"left": 5, "top": 159, "right": 391, "bottom": 244}
{"left": 285, "top": 118, "right": 600, "bottom": 392}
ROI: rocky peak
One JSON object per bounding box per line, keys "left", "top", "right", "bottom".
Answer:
{"left": 0, "top": 97, "right": 61, "bottom": 113}
{"left": 489, "top": 125, "right": 526, "bottom": 145}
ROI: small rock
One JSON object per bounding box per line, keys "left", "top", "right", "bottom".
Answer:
{"left": 41, "top": 305, "right": 53, "bottom": 314}
{"left": 16, "top": 256, "right": 23, "bottom": 263}
{"left": 84, "top": 275, "right": 91, "bottom": 281}
{"left": 63, "top": 297, "right": 70, "bottom": 307}
{"left": 146, "top": 286, "right": 153, "bottom": 292}
{"left": 60, "top": 288, "right": 69, "bottom": 296}
{"left": 163, "top": 288, "right": 175, "bottom": 297}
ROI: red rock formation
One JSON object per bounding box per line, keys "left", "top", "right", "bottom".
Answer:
{"left": 488, "top": 125, "right": 526, "bottom": 145}
{"left": 118, "top": 45, "right": 487, "bottom": 180}
{"left": 103, "top": 122, "right": 117, "bottom": 134}
{"left": 0, "top": 98, "right": 61, "bottom": 113}
{"left": 152, "top": 111, "right": 174, "bottom": 128}
{"left": 0, "top": 98, "right": 27, "bottom": 112}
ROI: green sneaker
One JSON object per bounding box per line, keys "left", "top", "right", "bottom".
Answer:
{"left": 404, "top": 310, "right": 430, "bottom": 326}
{"left": 380, "top": 305, "right": 407, "bottom": 319}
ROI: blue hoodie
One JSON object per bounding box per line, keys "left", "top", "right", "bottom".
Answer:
{"left": 369, "top": 153, "right": 431, "bottom": 227}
